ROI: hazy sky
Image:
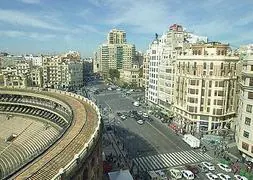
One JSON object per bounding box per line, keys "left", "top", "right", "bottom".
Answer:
{"left": 0, "top": 0, "right": 253, "bottom": 57}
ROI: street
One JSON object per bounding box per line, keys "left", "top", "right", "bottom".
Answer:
{"left": 86, "top": 81, "right": 214, "bottom": 165}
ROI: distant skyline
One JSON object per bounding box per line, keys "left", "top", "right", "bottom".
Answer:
{"left": 0, "top": 0, "right": 253, "bottom": 56}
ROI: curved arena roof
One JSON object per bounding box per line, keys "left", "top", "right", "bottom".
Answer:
{"left": 0, "top": 87, "right": 101, "bottom": 180}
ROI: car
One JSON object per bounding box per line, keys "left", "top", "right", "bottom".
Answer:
{"left": 181, "top": 170, "right": 194, "bottom": 180}
{"left": 133, "top": 101, "right": 140, "bottom": 107}
{"left": 117, "top": 112, "right": 122, "bottom": 116}
{"left": 201, "top": 161, "right": 215, "bottom": 171}
{"left": 217, "top": 163, "right": 232, "bottom": 172}
{"left": 116, "top": 88, "right": 121, "bottom": 91}
{"left": 185, "top": 165, "right": 199, "bottom": 175}
{"left": 142, "top": 113, "right": 148, "bottom": 118}
{"left": 169, "top": 168, "right": 182, "bottom": 179}
{"left": 120, "top": 115, "right": 126, "bottom": 120}
{"left": 130, "top": 113, "right": 135, "bottom": 118}
{"left": 234, "top": 174, "right": 248, "bottom": 180}
{"left": 197, "top": 164, "right": 208, "bottom": 173}
{"left": 137, "top": 111, "right": 143, "bottom": 115}
{"left": 107, "top": 87, "right": 112, "bottom": 91}
{"left": 206, "top": 172, "right": 219, "bottom": 180}
{"left": 217, "top": 173, "right": 231, "bottom": 180}
{"left": 137, "top": 120, "right": 144, "bottom": 125}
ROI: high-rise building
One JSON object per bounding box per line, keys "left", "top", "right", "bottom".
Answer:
{"left": 94, "top": 29, "right": 136, "bottom": 78}
{"left": 236, "top": 54, "right": 253, "bottom": 162}
{"left": 107, "top": 29, "right": 126, "bottom": 44}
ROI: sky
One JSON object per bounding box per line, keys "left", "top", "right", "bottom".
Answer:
{"left": 0, "top": 0, "right": 253, "bottom": 57}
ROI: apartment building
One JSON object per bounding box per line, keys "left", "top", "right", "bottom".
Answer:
{"left": 236, "top": 54, "right": 253, "bottom": 162}
{"left": 174, "top": 42, "right": 239, "bottom": 133}
{"left": 30, "top": 67, "right": 43, "bottom": 87}
{"left": 42, "top": 51, "right": 83, "bottom": 89}
{"left": 119, "top": 67, "right": 142, "bottom": 87}
{"left": 143, "top": 54, "right": 149, "bottom": 91}
{"left": 146, "top": 34, "right": 166, "bottom": 105}
{"left": 1, "top": 66, "right": 27, "bottom": 87}
{"left": 24, "top": 54, "right": 43, "bottom": 66}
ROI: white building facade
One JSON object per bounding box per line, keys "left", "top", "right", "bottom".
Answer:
{"left": 236, "top": 54, "right": 253, "bottom": 162}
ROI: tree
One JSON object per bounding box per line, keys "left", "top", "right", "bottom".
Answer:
{"left": 109, "top": 69, "right": 120, "bottom": 81}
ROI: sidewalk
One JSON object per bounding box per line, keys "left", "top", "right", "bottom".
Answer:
{"left": 103, "top": 128, "right": 132, "bottom": 171}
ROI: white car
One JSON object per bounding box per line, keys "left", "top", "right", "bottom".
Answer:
{"left": 120, "top": 115, "right": 126, "bottom": 120}
{"left": 206, "top": 172, "right": 219, "bottom": 180}
{"left": 143, "top": 113, "right": 148, "bottom": 118}
{"left": 217, "top": 173, "right": 231, "bottom": 180}
{"left": 137, "top": 120, "right": 144, "bottom": 125}
{"left": 137, "top": 111, "right": 143, "bottom": 115}
{"left": 202, "top": 161, "right": 215, "bottom": 171}
{"left": 217, "top": 163, "right": 232, "bottom": 172}
{"left": 133, "top": 101, "right": 140, "bottom": 107}
{"left": 181, "top": 170, "right": 194, "bottom": 180}
{"left": 234, "top": 175, "right": 248, "bottom": 180}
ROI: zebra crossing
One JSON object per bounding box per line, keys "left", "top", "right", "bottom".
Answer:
{"left": 133, "top": 150, "right": 213, "bottom": 171}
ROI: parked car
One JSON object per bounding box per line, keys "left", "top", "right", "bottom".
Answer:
{"left": 117, "top": 112, "right": 122, "bottom": 116}
{"left": 120, "top": 115, "right": 126, "bottom": 120}
{"left": 197, "top": 164, "right": 208, "bottom": 173}
{"left": 181, "top": 170, "right": 194, "bottom": 180}
{"left": 169, "top": 168, "right": 182, "bottom": 179}
{"left": 142, "top": 113, "right": 148, "bottom": 118}
{"left": 185, "top": 165, "right": 199, "bottom": 175}
{"left": 137, "top": 111, "right": 143, "bottom": 115}
{"left": 217, "top": 163, "right": 232, "bottom": 172}
{"left": 137, "top": 120, "right": 144, "bottom": 125}
{"left": 201, "top": 161, "right": 215, "bottom": 171}
{"left": 234, "top": 175, "right": 248, "bottom": 180}
{"left": 217, "top": 173, "right": 231, "bottom": 180}
{"left": 206, "top": 172, "right": 219, "bottom": 180}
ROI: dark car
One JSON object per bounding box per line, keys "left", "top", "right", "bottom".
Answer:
{"left": 185, "top": 165, "right": 199, "bottom": 175}
{"left": 117, "top": 112, "right": 122, "bottom": 116}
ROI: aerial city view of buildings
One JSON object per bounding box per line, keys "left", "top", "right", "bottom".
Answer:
{"left": 1, "top": 1, "right": 253, "bottom": 180}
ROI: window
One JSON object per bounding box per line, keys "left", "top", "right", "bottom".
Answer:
{"left": 248, "top": 92, "right": 253, "bottom": 99}
{"left": 245, "top": 117, "right": 251, "bottom": 125}
{"left": 152, "top": 50, "right": 156, "bottom": 54}
{"left": 208, "top": 99, "right": 211, "bottom": 105}
{"left": 208, "top": 90, "right": 211, "bottom": 96}
{"left": 246, "top": 104, "right": 252, "bottom": 113}
{"left": 217, "top": 100, "right": 223, "bottom": 106}
{"left": 210, "top": 62, "right": 213, "bottom": 70}
{"left": 242, "top": 142, "right": 249, "bottom": 151}
{"left": 218, "top": 91, "right": 224, "bottom": 96}
{"left": 216, "top": 109, "right": 222, "bottom": 115}
{"left": 243, "top": 131, "right": 250, "bottom": 138}
{"left": 203, "top": 62, "right": 207, "bottom": 69}
{"left": 251, "top": 65, "right": 253, "bottom": 71}
{"left": 249, "top": 78, "right": 253, "bottom": 86}
{"left": 209, "top": 81, "right": 212, "bottom": 88}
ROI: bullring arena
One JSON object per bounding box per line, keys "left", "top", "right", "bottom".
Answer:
{"left": 0, "top": 87, "right": 102, "bottom": 180}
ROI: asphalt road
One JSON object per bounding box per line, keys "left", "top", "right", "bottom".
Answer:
{"left": 87, "top": 80, "right": 192, "bottom": 158}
